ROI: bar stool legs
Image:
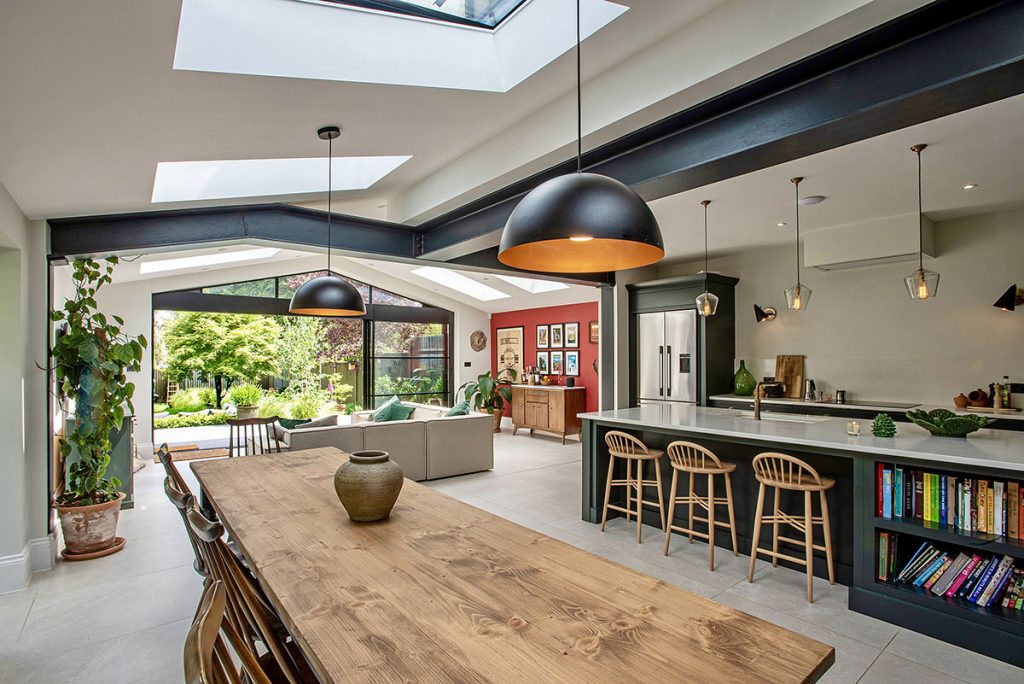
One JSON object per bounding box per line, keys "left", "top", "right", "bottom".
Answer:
{"left": 600, "top": 431, "right": 666, "bottom": 543}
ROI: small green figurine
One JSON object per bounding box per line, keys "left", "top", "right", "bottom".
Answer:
{"left": 871, "top": 413, "right": 897, "bottom": 438}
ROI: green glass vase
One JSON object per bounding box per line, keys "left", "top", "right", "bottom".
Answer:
{"left": 733, "top": 360, "right": 757, "bottom": 396}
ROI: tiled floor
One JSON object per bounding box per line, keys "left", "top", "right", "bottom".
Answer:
{"left": 2, "top": 430, "right": 1022, "bottom": 683}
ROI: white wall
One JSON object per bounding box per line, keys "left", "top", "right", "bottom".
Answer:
{"left": 656, "top": 208, "right": 1024, "bottom": 405}
{"left": 84, "top": 255, "right": 490, "bottom": 454}
{"left": 0, "top": 184, "right": 52, "bottom": 592}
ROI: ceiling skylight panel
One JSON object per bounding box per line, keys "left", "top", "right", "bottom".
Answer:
{"left": 494, "top": 274, "right": 569, "bottom": 293}
{"left": 140, "top": 248, "right": 281, "bottom": 274}
{"left": 411, "top": 266, "right": 510, "bottom": 301}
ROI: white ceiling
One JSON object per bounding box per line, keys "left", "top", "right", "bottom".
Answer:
{"left": 0, "top": 0, "right": 924, "bottom": 221}
{"left": 650, "top": 93, "right": 1024, "bottom": 264}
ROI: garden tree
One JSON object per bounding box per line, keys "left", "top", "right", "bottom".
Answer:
{"left": 163, "top": 312, "right": 282, "bottom": 407}
{"left": 276, "top": 316, "right": 325, "bottom": 393}
{"left": 321, "top": 319, "right": 363, "bottom": 365}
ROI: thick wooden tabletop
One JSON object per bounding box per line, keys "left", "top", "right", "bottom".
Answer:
{"left": 192, "top": 447, "right": 834, "bottom": 683}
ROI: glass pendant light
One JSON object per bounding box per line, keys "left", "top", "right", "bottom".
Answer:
{"left": 784, "top": 176, "right": 812, "bottom": 311}
{"left": 695, "top": 200, "right": 718, "bottom": 317}
{"left": 497, "top": 0, "right": 664, "bottom": 273}
{"left": 289, "top": 126, "right": 367, "bottom": 317}
{"left": 904, "top": 144, "right": 939, "bottom": 300}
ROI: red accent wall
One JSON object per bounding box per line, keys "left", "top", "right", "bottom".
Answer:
{"left": 490, "top": 301, "right": 599, "bottom": 415}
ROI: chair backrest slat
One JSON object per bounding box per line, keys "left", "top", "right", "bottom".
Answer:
{"left": 666, "top": 440, "right": 723, "bottom": 472}
{"left": 226, "top": 417, "right": 281, "bottom": 457}
{"left": 604, "top": 430, "right": 649, "bottom": 457}
{"left": 185, "top": 580, "right": 273, "bottom": 684}
{"left": 752, "top": 452, "right": 823, "bottom": 489}
{"left": 163, "top": 476, "right": 208, "bottom": 577}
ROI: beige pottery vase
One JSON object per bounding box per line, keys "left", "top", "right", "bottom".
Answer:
{"left": 56, "top": 492, "right": 126, "bottom": 555}
{"left": 334, "top": 451, "right": 404, "bottom": 522}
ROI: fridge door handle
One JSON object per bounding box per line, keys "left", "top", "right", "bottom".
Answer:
{"left": 659, "top": 344, "right": 667, "bottom": 397}
{"left": 666, "top": 345, "right": 672, "bottom": 396}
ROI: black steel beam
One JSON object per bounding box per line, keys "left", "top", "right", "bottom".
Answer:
{"left": 419, "top": 0, "right": 1024, "bottom": 256}
{"left": 49, "top": 204, "right": 418, "bottom": 261}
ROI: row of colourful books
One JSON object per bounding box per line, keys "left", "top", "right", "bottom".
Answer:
{"left": 878, "top": 532, "right": 1020, "bottom": 609}
{"left": 876, "top": 464, "right": 1024, "bottom": 537}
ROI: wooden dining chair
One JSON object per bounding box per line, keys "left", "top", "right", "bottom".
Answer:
{"left": 748, "top": 452, "right": 836, "bottom": 603}
{"left": 163, "top": 476, "right": 208, "bottom": 577}
{"left": 227, "top": 417, "right": 281, "bottom": 458}
{"left": 156, "top": 443, "right": 190, "bottom": 492}
{"left": 185, "top": 579, "right": 272, "bottom": 684}
{"left": 186, "top": 506, "right": 316, "bottom": 684}
{"left": 600, "top": 430, "right": 666, "bottom": 543}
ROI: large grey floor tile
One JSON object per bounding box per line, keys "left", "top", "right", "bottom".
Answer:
{"left": 884, "top": 629, "right": 1021, "bottom": 684}
{"left": 858, "top": 652, "right": 964, "bottom": 684}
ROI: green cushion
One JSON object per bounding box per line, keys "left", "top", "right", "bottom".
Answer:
{"left": 445, "top": 400, "right": 470, "bottom": 417}
{"left": 373, "top": 396, "right": 413, "bottom": 422}
{"left": 278, "top": 418, "right": 311, "bottom": 430}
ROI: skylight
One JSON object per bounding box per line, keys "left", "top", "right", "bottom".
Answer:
{"left": 174, "top": 0, "right": 628, "bottom": 92}
{"left": 494, "top": 273, "right": 569, "bottom": 293}
{"left": 151, "top": 156, "right": 411, "bottom": 203}
{"left": 326, "top": 0, "right": 527, "bottom": 29}
{"left": 140, "top": 248, "right": 281, "bottom": 274}
{"left": 411, "top": 266, "right": 510, "bottom": 301}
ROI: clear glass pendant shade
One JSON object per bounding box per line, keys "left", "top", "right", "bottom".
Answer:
{"left": 904, "top": 268, "right": 940, "bottom": 300}
{"left": 696, "top": 291, "right": 719, "bottom": 317}
{"left": 785, "top": 283, "right": 812, "bottom": 311}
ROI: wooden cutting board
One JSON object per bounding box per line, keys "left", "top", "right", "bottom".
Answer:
{"left": 964, "top": 406, "right": 1022, "bottom": 414}
{"left": 775, "top": 355, "right": 804, "bottom": 398}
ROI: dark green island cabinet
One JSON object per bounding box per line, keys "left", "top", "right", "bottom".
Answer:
{"left": 579, "top": 404, "right": 1024, "bottom": 667}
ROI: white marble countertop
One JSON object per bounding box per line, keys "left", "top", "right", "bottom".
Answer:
{"left": 709, "top": 394, "right": 1024, "bottom": 421}
{"left": 579, "top": 405, "right": 1024, "bottom": 473}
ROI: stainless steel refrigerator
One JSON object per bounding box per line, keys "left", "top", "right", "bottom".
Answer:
{"left": 637, "top": 309, "right": 698, "bottom": 406}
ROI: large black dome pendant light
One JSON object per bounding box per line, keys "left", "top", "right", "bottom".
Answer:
{"left": 695, "top": 200, "right": 718, "bottom": 317}
{"left": 904, "top": 143, "right": 940, "bottom": 301}
{"left": 497, "top": 0, "right": 664, "bottom": 273}
{"left": 289, "top": 126, "right": 367, "bottom": 317}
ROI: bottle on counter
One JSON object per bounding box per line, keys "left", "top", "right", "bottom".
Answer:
{"left": 1004, "top": 375, "right": 1012, "bottom": 408}
{"left": 994, "top": 384, "right": 1004, "bottom": 410}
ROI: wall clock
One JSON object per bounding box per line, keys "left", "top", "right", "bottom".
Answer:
{"left": 470, "top": 330, "right": 487, "bottom": 352}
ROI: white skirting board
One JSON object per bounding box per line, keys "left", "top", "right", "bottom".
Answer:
{"left": 0, "top": 534, "right": 56, "bottom": 594}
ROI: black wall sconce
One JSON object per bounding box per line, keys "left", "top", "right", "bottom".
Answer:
{"left": 993, "top": 284, "right": 1024, "bottom": 311}
{"left": 754, "top": 304, "right": 777, "bottom": 323}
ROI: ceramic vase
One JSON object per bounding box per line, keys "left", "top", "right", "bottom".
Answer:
{"left": 734, "top": 360, "right": 757, "bottom": 396}
{"left": 334, "top": 451, "right": 404, "bottom": 522}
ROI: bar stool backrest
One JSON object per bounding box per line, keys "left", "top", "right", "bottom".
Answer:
{"left": 604, "top": 430, "right": 649, "bottom": 457}
{"left": 752, "top": 452, "right": 824, "bottom": 490}
{"left": 666, "top": 440, "right": 724, "bottom": 472}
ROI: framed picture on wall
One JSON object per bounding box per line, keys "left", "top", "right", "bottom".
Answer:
{"left": 564, "top": 322, "right": 579, "bottom": 347}
{"left": 565, "top": 350, "right": 580, "bottom": 376}
{"left": 550, "top": 323, "right": 564, "bottom": 348}
{"left": 589, "top": 320, "right": 599, "bottom": 344}
{"left": 551, "top": 351, "right": 564, "bottom": 375}
{"left": 536, "top": 351, "right": 549, "bottom": 374}
{"left": 495, "top": 326, "right": 524, "bottom": 382}
{"left": 536, "top": 325, "right": 549, "bottom": 349}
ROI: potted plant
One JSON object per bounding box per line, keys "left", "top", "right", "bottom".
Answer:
{"left": 458, "top": 369, "right": 516, "bottom": 433}
{"left": 51, "top": 257, "right": 146, "bottom": 559}
{"left": 229, "top": 383, "right": 264, "bottom": 419}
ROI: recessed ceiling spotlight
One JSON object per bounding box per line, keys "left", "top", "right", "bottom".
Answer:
{"left": 776, "top": 222, "right": 787, "bottom": 227}
{"left": 962, "top": 183, "right": 978, "bottom": 190}
{"left": 798, "top": 195, "right": 826, "bottom": 206}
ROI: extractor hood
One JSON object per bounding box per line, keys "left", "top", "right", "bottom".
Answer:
{"left": 803, "top": 213, "right": 935, "bottom": 271}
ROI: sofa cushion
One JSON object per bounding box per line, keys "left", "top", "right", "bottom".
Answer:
{"left": 445, "top": 400, "right": 470, "bottom": 417}
{"left": 294, "top": 414, "right": 338, "bottom": 430}
{"left": 425, "top": 412, "right": 494, "bottom": 480}
{"left": 372, "top": 396, "right": 405, "bottom": 422}
{"left": 363, "top": 421, "right": 426, "bottom": 481}
{"left": 284, "top": 423, "right": 364, "bottom": 454}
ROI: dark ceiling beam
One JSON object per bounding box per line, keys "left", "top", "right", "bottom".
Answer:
{"left": 418, "top": 0, "right": 1024, "bottom": 258}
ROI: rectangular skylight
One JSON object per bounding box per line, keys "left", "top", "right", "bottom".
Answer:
{"left": 152, "top": 156, "right": 411, "bottom": 203}
{"left": 140, "top": 248, "right": 281, "bottom": 274}
{"left": 327, "top": 0, "right": 527, "bottom": 29}
{"left": 411, "top": 266, "right": 510, "bottom": 301}
{"left": 494, "top": 273, "right": 569, "bottom": 293}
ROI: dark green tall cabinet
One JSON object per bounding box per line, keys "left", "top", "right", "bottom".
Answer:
{"left": 627, "top": 274, "right": 738, "bottom": 406}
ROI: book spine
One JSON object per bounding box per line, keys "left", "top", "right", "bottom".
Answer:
{"left": 956, "top": 481, "right": 964, "bottom": 530}
{"left": 905, "top": 471, "right": 914, "bottom": 520}
{"left": 914, "top": 553, "right": 948, "bottom": 588}
{"left": 988, "top": 485, "right": 995, "bottom": 534}
{"left": 1011, "top": 481, "right": 1020, "bottom": 539}
{"left": 882, "top": 469, "right": 893, "bottom": 520}
{"left": 985, "top": 561, "right": 1015, "bottom": 608}
{"left": 939, "top": 474, "right": 947, "bottom": 526}
{"left": 897, "top": 542, "right": 931, "bottom": 582}
{"left": 923, "top": 474, "right": 932, "bottom": 523}
{"left": 957, "top": 558, "right": 990, "bottom": 599}
{"left": 979, "top": 556, "right": 1014, "bottom": 607}
{"left": 945, "top": 555, "right": 980, "bottom": 597}
{"left": 878, "top": 531, "right": 889, "bottom": 580}
{"left": 906, "top": 548, "right": 941, "bottom": 584}
{"left": 923, "top": 557, "right": 953, "bottom": 590}
{"left": 933, "top": 474, "right": 941, "bottom": 524}
{"left": 948, "top": 476, "right": 956, "bottom": 528}
{"left": 894, "top": 468, "right": 903, "bottom": 519}
{"left": 968, "top": 557, "right": 1000, "bottom": 603}
{"left": 978, "top": 480, "right": 987, "bottom": 533}
{"left": 994, "top": 482, "right": 1004, "bottom": 536}
{"left": 877, "top": 463, "right": 885, "bottom": 517}
{"left": 968, "top": 479, "right": 976, "bottom": 532}
{"left": 914, "top": 471, "right": 924, "bottom": 520}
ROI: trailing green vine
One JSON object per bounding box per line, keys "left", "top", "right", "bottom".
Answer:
{"left": 51, "top": 258, "right": 146, "bottom": 506}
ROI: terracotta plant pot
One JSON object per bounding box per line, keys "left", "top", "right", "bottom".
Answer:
{"left": 492, "top": 411, "right": 502, "bottom": 433}
{"left": 334, "top": 451, "right": 404, "bottom": 522}
{"left": 56, "top": 492, "right": 126, "bottom": 557}
{"left": 236, "top": 405, "right": 258, "bottom": 419}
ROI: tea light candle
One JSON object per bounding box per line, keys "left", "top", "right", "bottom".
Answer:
{"left": 847, "top": 420, "right": 861, "bottom": 436}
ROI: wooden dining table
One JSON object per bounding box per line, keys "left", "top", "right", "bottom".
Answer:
{"left": 192, "top": 447, "right": 834, "bottom": 683}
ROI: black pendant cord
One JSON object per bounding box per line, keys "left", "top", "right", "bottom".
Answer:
{"left": 327, "top": 134, "right": 333, "bottom": 274}
{"left": 794, "top": 178, "right": 801, "bottom": 288}
{"left": 701, "top": 200, "right": 710, "bottom": 293}
{"left": 576, "top": 0, "right": 582, "bottom": 174}
{"left": 916, "top": 146, "right": 923, "bottom": 273}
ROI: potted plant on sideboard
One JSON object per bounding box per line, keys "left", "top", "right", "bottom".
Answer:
{"left": 459, "top": 369, "right": 516, "bottom": 433}
{"left": 51, "top": 257, "right": 146, "bottom": 560}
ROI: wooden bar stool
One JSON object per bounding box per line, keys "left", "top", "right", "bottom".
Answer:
{"left": 662, "top": 441, "right": 738, "bottom": 570}
{"left": 747, "top": 452, "right": 836, "bottom": 603}
{"left": 600, "top": 431, "right": 666, "bottom": 543}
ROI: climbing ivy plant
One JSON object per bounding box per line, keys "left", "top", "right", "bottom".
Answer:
{"left": 51, "top": 257, "right": 146, "bottom": 506}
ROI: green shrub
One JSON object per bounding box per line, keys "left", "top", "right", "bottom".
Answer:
{"left": 257, "top": 393, "right": 290, "bottom": 419}
{"left": 153, "top": 403, "right": 169, "bottom": 414}
{"left": 229, "top": 383, "right": 264, "bottom": 408}
{"left": 154, "top": 413, "right": 228, "bottom": 429}
{"left": 342, "top": 403, "right": 363, "bottom": 415}
{"left": 169, "top": 388, "right": 208, "bottom": 413}
{"left": 290, "top": 390, "right": 326, "bottom": 420}
{"left": 198, "top": 386, "right": 217, "bottom": 408}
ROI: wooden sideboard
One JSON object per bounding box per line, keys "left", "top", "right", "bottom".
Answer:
{"left": 510, "top": 385, "right": 586, "bottom": 444}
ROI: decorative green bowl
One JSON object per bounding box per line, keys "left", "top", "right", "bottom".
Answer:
{"left": 906, "top": 408, "right": 992, "bottom": 438}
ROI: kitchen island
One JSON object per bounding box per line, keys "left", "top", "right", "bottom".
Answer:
{"left": 579, "top": 405, "right": 1024, "bottom": 666}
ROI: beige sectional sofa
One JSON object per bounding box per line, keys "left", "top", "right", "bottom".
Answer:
{"left": 274, "top": 402, "right": 493, "bottom": 481}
